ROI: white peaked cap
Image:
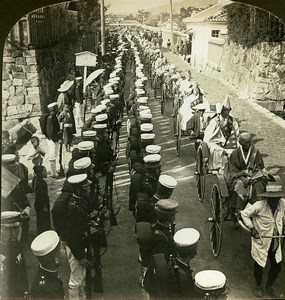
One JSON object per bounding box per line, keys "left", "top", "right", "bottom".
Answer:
{"left": 137, "top": 98, "right": 148, "bottom": 104}
{"left": 82, "top": 130, "right": 96, "bottom": 137}
{"left": 173, "top": 228, "right": 200, "bottom": 247}
{"left": 141, "top": 133, "right": 155, "bottom": 140}
{"left": 67, "top": 173, "right": 88, "bottom": 184}
{"left": 143, "top": 154, "right": 161, "bottom": 163}
{"left": 195, "top": 270, "right": 226, "bottom": 291}
{"left": 2, "top": 154, "right": 16, "bottom": 163}
{"left": 140, "top": 123, "right": 153, "bottom": 132}
{"left": 31, "top": 230, "right": 59, "bottom": 256}
{"left": 78, "top": 141, "right": 94, "bottom": 151}
{"left": 74, "top": 157, "right": 92, "bottom": 170}
{"left": 146, "top": 145, "right": 161, "bottom": 154}
{"left": 158, "top": 174, "right": 177, "bottom": 189}
{"left": 95, "top": 113, "right": 108, "bottom": 122}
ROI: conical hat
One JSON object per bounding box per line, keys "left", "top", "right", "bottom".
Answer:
{"left": 222, "top": 94, "right": 232, "bottom": 110}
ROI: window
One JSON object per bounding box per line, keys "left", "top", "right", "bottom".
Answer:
{"left": 211, "top": 30, "right": 220, "bottom": 38}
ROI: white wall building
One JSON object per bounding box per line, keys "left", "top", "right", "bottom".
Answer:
{"left": 183, "top": 0, "right": 231, "bottom": 71}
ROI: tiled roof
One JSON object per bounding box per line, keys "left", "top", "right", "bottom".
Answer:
{"left": 183, "top": 1, "right": 230, "bottom": 23}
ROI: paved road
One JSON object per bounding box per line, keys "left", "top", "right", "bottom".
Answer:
{"left": 18, "top": 52, "right": 285, "bottom": 299}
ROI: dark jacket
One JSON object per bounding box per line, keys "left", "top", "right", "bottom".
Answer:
{"left": 65, "top": 194, "right": 89, "bottom": 260}
{"left": 223, "top": 145, "right": 264, "bottom": 191}
{"left": 30, "top": 267, "right": 64, "bottom": 299}
{"left": 32, "top": 176, "right": 50, "bottom": 212}
{"left": 46, "top": 113, "right": 61, "bottom": 142}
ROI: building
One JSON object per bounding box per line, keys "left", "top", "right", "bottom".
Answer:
{"left": 183, "top": 0, "right": 230, "bottom": 71}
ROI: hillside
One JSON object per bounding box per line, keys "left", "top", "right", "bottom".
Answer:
{"left": 145, "top": 0, "right": 218, "bottom": 14}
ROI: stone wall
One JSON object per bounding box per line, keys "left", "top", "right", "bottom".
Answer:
{"left": 218, "top": 40, "right": 285, "bottom": 111}
{"left": 2, "top": 39, "right": 81, "bottom": 130}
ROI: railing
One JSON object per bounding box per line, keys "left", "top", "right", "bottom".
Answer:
{"left": 27, "top": 7, "right": 73, "bottom": 48}
{"left": 8, "top": 6, "right": 79, "bottom": 49}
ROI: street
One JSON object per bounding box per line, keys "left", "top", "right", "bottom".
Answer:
{"left": 17, "top": 49, "right": 285, "bottom": 300}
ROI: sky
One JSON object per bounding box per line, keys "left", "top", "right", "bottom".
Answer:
{"left": 105, "top": 0, "right": 182, "bottom": 14}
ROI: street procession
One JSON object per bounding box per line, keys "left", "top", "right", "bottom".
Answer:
{"left": 1, "top": 0, "right": 285, "bottom": 299}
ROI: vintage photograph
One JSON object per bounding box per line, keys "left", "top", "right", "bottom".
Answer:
{"left": 1, "top": 0, "right": 285, "bottom": 299}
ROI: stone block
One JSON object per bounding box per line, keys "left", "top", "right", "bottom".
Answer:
{"left": 9, "top": 85, "right": 15, "bottom": 96}
{"left": 2, "top": 72, "right": 9, "bottom": 81}
{"left": 26, "top": 57, "right": 37, "bottom": 65}
{"left": 25, "top": 95, "right": 37, "bottom": 104}
{"left": 23, "top": 78, "right": 39, "bottom": 87}
{"left": 26, "top": 72, "right": 38, "bottom": 80}
{"left": 2, "top": 90, "right": 9, "bottom": 100}
{"left": 7, "top": 105, "right": 18, "bottom": 116}
{"left": 23, "top": 65, "right": 38, "bottom": 72}
{"left": 2, "top": 80, "right": 12, "bottom": 89}
{"left": 13, "top": 78, "right": 23, "bottom": 86}
{"left": 2, "top": 103, "right": 8, "bottom": 115}
{"left": 23, "top": 49, "right": 37, "bottom": 57}
{"left": 12, "top": 72, "right": 26, "bottom": 80}
{"left": 3, "top": 48, "right": 13, "bottom": 56}
{"left": 27, "top": 86, "right": 41, "bottom": 95}
{"left": 12, "top": 50, "right": 22, "bottom": 58}
{"left": 9, "top": 95, "right": 25, "bottom": 106}
{"left": 31, "top": 103, "right": 42, "bottom": 114}
{"left": 17, "top": 104, "right": 34, "bottom": 116}
{"left": 15, "top": 57, "right": 26, "bottom": 65}
{"left": 15, "top": 86, "right": 27, "bottom": 96}
{"left": 3, "top": 56, "right": 15, "bottom": 63}
{"left": 275, "top": 101, "right": 285, "bottom": 111}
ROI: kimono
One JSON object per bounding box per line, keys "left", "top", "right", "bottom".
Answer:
{"left": 203, "top": 115, "right": 239, "bottom": 169}
{"left": 223, "top": 145, "right": 265, "bottom": 194}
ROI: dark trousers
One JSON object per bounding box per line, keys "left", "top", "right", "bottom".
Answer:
{"left": 36, "top": 210, "right": 51, "bottom": 235}
{"left": 254, "top": 242, "right": 282, "bottom": 287}
{"left": 140, "top": 247, "right": 152, "bottom": 268}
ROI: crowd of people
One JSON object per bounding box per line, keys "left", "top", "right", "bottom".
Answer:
{"left": 1, "top": 27, "right": 285, "bottom": 300}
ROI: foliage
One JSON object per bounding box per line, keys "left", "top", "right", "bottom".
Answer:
{"left": 180, "top": 7, "right": 200, "bottom": 19}
{"left": 77, "top": 0, "right": 101, "bottom": 34}
{"left": 124, "top": 14, "right": 135, "bottom": 20}
{"left": 226, "top": 3, "right": 285, "bottom": 48}
{"left": 136, "top": 10, "right": 151, "bottom": 24}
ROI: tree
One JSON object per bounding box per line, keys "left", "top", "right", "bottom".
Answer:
{"left": 136, "top": 10, "right": 151, "bottom": 24}
{"left": 77, "top": 0, "right": 100, "bottom": 34}
{"left": 125, "top": 14, "right": 135, "bottom": 20}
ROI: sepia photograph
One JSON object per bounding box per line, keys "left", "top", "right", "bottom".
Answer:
{"left": 0, "top": 0, "right": 285, "bottom": 299}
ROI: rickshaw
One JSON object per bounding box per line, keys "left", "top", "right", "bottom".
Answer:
{"left": 174, "top": 89, "right": 214, "bottom": 158}
{"left": 194, "top": 139, "right": 282, "bottom": 257}
{"left": 161, "top": 73, "right": 176, "bottom": 115}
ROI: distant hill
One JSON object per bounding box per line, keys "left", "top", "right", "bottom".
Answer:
{"left": 145, "top": 0, "right": 218, "bottom": 15}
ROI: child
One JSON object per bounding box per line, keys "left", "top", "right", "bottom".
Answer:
{"left": 27, "top": 136, "right": 46, "bottom": 166}
{"left": 58, "top": 104, "right": 74, "bottom": 152}
{"left": 32, "top": 165, "right": 51, "bottom": 234}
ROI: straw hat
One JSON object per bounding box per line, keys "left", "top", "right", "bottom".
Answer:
{"left": 57, "top": 80, "right": 74, "bottom": 92}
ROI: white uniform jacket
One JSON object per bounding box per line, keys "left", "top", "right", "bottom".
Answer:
{"left": 241, "top": 199, "right": 285, "bottom": 267}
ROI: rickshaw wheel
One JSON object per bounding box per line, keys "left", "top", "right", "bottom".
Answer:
{"left": 196, "top": 146, "right": 206, "bottom": 202}
{"left": 173, "top": 113, "right": 177, "bottom": 135}
{"left": 161, "top": 93, "right": 165, "bottom": 115}
{"left": 209, "top": 184, "right": 223, "bottom": 258}
{"left": 176, "top": 117, "right": 181, "bottom": 157}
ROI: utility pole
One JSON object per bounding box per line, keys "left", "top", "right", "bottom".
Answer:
{"left": 170, "top": 0, "right": 174, "bottom": 52}
{"left": 100, "top": 0, "right": 106, "bottom": 56}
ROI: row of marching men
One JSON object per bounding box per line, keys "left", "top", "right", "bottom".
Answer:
{"left": 0, "top": 33, "right": 129, "bottom": 299}
{"left": 125, "top": 41, "right": 227, "bottom": 299}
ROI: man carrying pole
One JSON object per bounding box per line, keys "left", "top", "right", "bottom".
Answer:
{"left": 241, "top": 182, "right": 285, "bottom": 298}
